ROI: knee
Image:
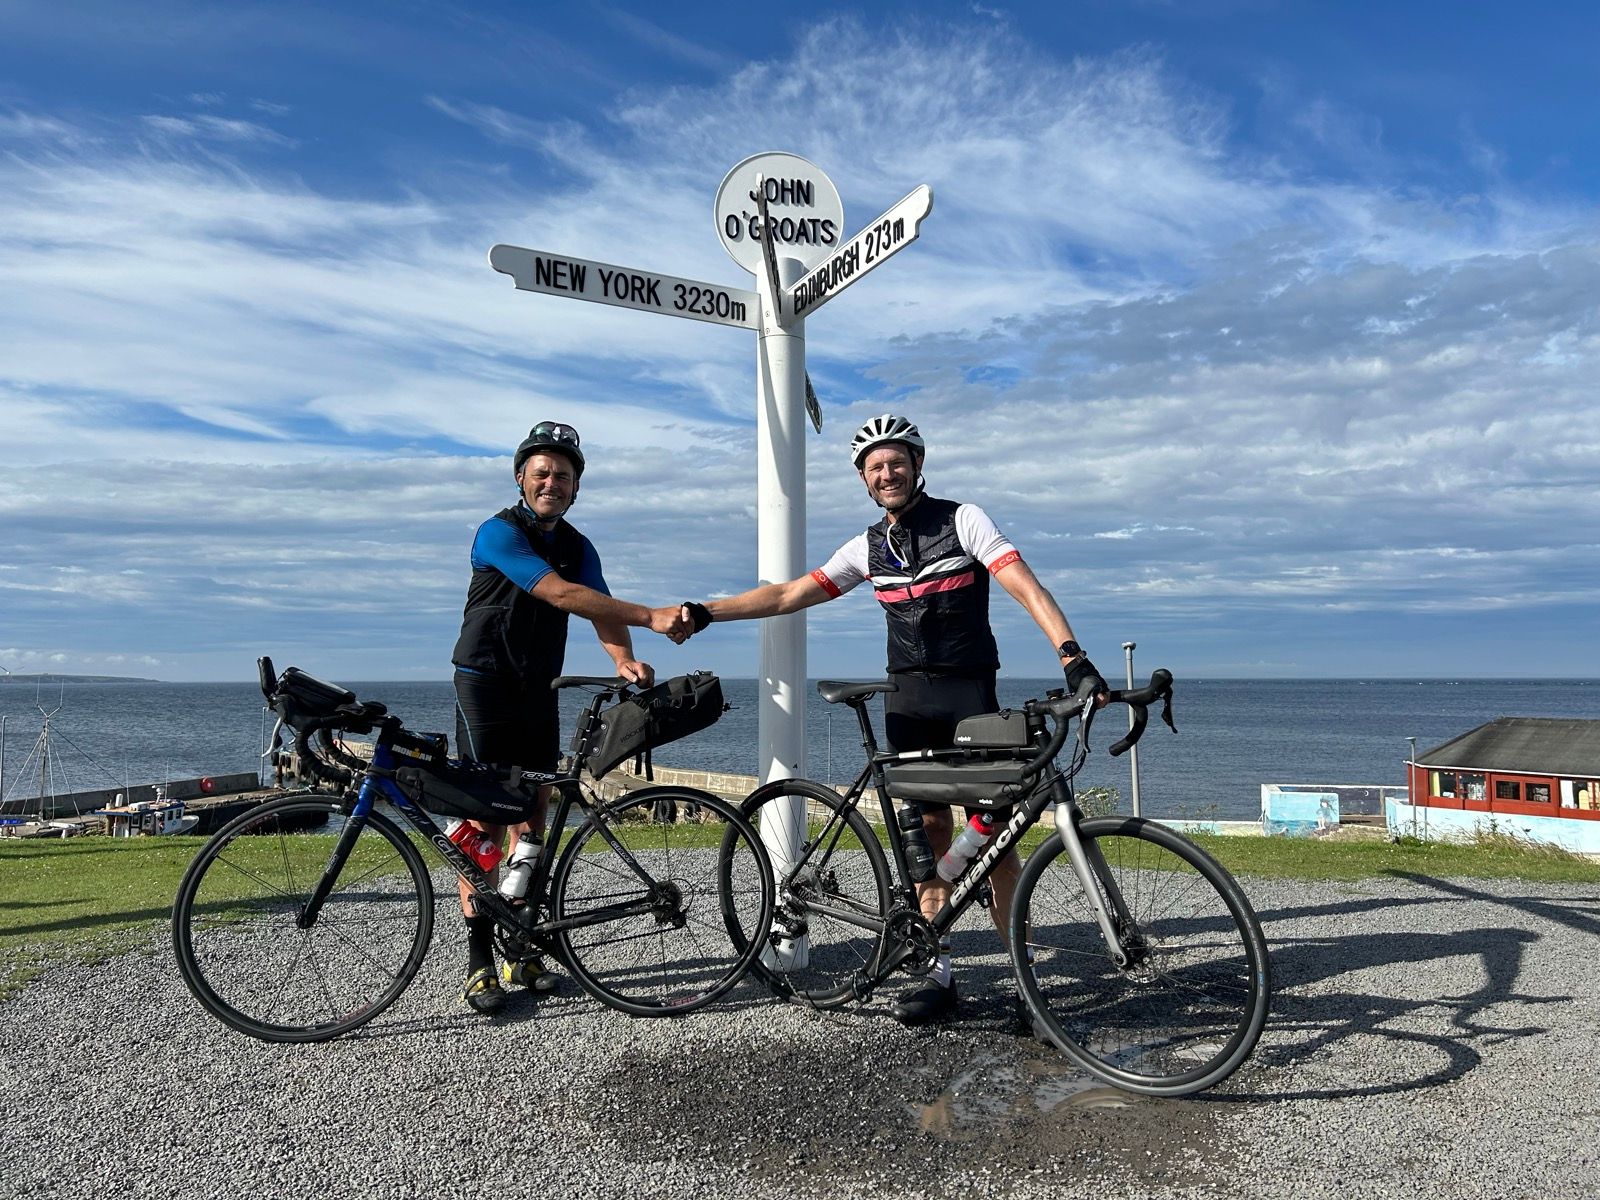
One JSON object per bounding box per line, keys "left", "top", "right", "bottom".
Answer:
{"left": 921, "top": 807, "right": 953, "bottom": 836}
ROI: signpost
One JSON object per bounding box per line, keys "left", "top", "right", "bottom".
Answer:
{"left": 489, "top": 153, "right": 933, "bottom": 937}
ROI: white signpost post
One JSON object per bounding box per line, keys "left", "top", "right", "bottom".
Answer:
{"left": 490, "top": 154, "right": 933, "bottom": 959}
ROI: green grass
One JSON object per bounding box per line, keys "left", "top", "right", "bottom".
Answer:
{"left": 1189, "top": 830, "right": 1600, "bottom": 884}
{"left": 3, "top": 822, "right": 1595, "bottom": 999}
{"left": 0, "top": 835, "right": 212, "bottom": 998}
{"left": 0, "top": 818, "right": 746, "bottom": 998}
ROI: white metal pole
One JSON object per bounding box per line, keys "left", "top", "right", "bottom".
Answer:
{"left": 755, "top": 253, "right": 810, "bottom": 968}
{"left": 1123, "top": 641, "right": 1141, "bottom": 817}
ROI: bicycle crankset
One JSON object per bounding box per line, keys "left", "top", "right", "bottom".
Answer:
{"left": 885, "top": 906, "right": 941, "bottom": 975}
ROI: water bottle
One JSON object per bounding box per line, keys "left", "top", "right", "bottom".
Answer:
{"left": 444, "top": 818, "right": 503, "bottom": 872}
{"left": 897, "top": 806, "right": 936, "bottom": 883}
{"left": 497, "top": 837, "right": 541, "bottom": 900}
{"left": 936, "top": 811, "right": 998, "bottom": 882}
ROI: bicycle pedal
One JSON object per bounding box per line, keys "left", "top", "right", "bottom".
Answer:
{"left": 977, "top": 883, "right": 993, "bottom": 909}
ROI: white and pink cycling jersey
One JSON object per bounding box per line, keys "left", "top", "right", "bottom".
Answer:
{"left": 809, "top": 503, "right": 1019, "bottom": 599}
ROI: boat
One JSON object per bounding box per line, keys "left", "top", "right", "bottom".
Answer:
{"left": 93, "top": 788, "right": 201, "bottom": 837}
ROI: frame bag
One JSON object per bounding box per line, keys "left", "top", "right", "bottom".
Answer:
{"left": 584, "top": 672, "right": 726, "bottom": 780}
{"left": 394, "top": 760, "right": 543, "bottom": 823}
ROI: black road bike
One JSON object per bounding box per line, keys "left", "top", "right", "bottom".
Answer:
{"left": 172, "top": 659, "right": 774, "bottom": 1042}
{"left": 719, "top": 671, "right": 1271, "bottom": 1097}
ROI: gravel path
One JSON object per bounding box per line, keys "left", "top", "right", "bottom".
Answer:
{"left": 3, "top": 870, "right": 1597, "bottom": 1200}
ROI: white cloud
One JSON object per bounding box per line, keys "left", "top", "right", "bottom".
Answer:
{"left": 140, "top": 113, "right": 294, "bottom": 145}
{"left": 2, "top": 18, "right": 1597, "bottom": 678}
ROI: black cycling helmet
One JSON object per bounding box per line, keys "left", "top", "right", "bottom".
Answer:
{"left": 850, "top": 414, "right": 925, "bottom": 469}
{"left": 514, "top": 421, "right": 584, "bottom": 477}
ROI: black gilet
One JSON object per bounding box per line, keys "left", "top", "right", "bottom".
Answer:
{"left": 451, "top": 505, "right": 585, "bottom": 682}
{"left": 866, "top": 495, "right": 1000, "bottom": 676}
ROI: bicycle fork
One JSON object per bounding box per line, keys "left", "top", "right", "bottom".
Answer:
{"left": 1050, "top": 785, "right": 1136, "bottom": 969}
{"left": 297, "top": 788, "right": 374, "bottom": 929}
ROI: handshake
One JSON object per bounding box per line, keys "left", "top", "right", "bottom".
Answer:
{"left": 647, "top": 601, "right": 715, "bottom": 646}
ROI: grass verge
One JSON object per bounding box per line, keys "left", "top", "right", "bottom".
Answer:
{"left": 1189, "top": 828, "right": 1600, "bottom": 884}
{"left": 3, "top": 823, "right": 1595, "bottom": 1000}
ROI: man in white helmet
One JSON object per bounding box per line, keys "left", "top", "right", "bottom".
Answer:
{"left": 676, "top": 414, "right": 1106, "bottom": 1025}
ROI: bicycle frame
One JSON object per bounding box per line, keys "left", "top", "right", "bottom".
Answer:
{"left": 297, "top": 723, "right": 682, "bottom": 947}
{"left": 795, "top": 697, "right": 1137, "bottom": 989}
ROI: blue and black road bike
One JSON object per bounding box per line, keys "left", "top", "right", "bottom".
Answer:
{"left": 172, "top": 658, "right": 773, "bottom": 1042}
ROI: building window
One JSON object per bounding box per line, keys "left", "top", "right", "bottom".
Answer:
{"left": 1495, "top": 780, "right": 1521, "bottom": 802}
{"left": 1571, "top": 780, "right": 1599, "bottom": 811}
{"left": 1462, "top": 773, "right": 1486, "bottom": 801}
{"left": 1527, "top": 783, "right": 1551, "bottom": 804}
{"left": 1434, "top": 771, "right": 1457, "bottom": 799}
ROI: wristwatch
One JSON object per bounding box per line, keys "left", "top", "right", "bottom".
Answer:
{"left": 1057, "top": 640, "right": 1084, "bottom": 661}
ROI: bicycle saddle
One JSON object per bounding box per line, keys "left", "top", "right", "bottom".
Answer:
{"left": 815, "top": 680, "right": 898, "bottom": 706}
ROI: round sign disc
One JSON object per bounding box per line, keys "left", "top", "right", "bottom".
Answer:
{"left": 715, "top": 152, "right": 844, "bottom": 275}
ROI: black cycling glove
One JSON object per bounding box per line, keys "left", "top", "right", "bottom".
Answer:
{"left": 1063, "top": 653, "right": 1108, "bottom": 700}
{"left": 682, "top": 602, "right": 714, "bottom": 633}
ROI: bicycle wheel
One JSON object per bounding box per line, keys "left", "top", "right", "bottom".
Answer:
{"left": 172, "top": 795, "right": 434, "bottom": 1043}
{"left": 1012, "top": 816, "right": 1270, "bottom": 1096}
{"left": 551, "top": 787, "right": 772, "bottom": 1016}
{"left": 722, "top": 778, "right": 893, "bottom": 1008}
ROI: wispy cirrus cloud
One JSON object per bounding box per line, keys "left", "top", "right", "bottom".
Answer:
{"left": 140, "top": 113, "right": 295, "bottom": 145}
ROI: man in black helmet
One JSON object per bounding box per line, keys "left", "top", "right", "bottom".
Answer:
{"left": 452, "top": 420, "right": 691, "bottom": 1013}
{"left": 675, "top": 414, "right": 1106, "bottom": 1026}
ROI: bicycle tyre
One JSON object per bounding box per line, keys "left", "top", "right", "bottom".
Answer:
{"left": 172, "top": 795, "right": 434, "bottom": 1043}
{"left": 1011, "top": 816, "right": 1271, "bottom": 1096}
{"left": 722, "top": 778, "right": 894, "bottom": 1008}
{"left": 551, "top": 787, "right": 773, "bottom": 1016}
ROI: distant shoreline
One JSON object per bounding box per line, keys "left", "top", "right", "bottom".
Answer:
{"left": 0, "top": 675, "right": 161, "bottom": 684}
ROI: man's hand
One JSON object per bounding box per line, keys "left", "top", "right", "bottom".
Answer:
{"left": 648, "top": 605, "right": 692, "bottom": 644}
{"left": 1064, "top": 654, "right": 1109, "bottom": 705}
{"left": 617, "top": 659, "right": 655, "bottom": 687}
{"left": 680, "top": 601, "right": 713, "bottom": 633}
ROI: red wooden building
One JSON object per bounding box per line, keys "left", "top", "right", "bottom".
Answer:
{"left": 1407, "top": 717, "right": 1600, "bottom": 822}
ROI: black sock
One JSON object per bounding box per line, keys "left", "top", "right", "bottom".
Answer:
{"left": 465, "top": 914, "right": 495, "bottom": 974}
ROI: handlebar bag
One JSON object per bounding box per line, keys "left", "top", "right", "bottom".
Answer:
{"left": 394, "top": 760, "right": 543, "bottom": 823}
{"left": 272, "top": 667, "right": 358, "bottom": 731}
{"left": 583, "top": 672, "right": 726, "bottom": 780}
{"left": 884, "top": 756, "right": 1033, "bottom": 809}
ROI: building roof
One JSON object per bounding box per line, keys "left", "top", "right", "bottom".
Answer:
{"left": 1417, "top": 717, "right": 1600, "bottom": 778}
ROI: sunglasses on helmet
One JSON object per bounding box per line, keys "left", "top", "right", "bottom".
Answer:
{"left": 530, "top": 421, "right": 581, "bottom": 448}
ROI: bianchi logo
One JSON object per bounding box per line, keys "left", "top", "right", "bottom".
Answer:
{"left": 948, "top": 806, "right": 1030, "bottom": 908}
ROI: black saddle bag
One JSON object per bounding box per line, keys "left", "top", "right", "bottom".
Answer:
{"left": 583, "top": 672, "right": 726, "bottom": 780}
{"left": 393, "top": 760, "right": 543, "bottom": 823}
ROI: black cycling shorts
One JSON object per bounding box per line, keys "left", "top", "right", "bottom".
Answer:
{"left": 453, "top": 670, "right": 560, "bottom": 774}
{"left": 885, "top": 671, "right": 1004, "bottom": 817}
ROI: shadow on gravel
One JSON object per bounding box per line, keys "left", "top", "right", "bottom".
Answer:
{"left": 1389, "top": 872, "right": 1600, "bottom": 937}
{"left": 0, "top": 902, "right": 171, "bottom": 937}
{"left": 1244, "top": 881, "right": 1575, "bottom": 1103}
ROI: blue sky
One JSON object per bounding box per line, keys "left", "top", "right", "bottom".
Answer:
{"left": 2, "top": 1, "right": 1597, "bottom": 682}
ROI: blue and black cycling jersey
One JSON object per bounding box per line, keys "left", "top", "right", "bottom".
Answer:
{"left": 451, "top": 502, "right": 609, "bottom": 682}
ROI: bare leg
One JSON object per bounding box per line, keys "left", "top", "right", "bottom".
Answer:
{"left": 914, "top": 806, "right": 955, "bottom": 922}
{"left": 986, "top": 849, "right": 1020, "bottom": 953}
{"left": 457, "top": 821, "right": 506, "bottom": 915}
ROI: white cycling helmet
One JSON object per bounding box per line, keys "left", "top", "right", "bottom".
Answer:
{"left": 849, "top": 414, "right": 925, "bottom": 469}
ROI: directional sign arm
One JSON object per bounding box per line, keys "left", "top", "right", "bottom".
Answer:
{"left": 488, "top": 245, "right": 759, "bottom": 331}
{"left": 788, "top": 185, "right": 933, "bottom": 321}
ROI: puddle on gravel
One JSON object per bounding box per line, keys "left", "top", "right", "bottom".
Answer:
{"left": 913, "top": 1048, "right": 1147, "bottom": 1139}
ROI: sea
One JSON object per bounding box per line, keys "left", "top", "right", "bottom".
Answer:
{"left": 1, "top": 677, "right": 1596, "bottom": 821}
